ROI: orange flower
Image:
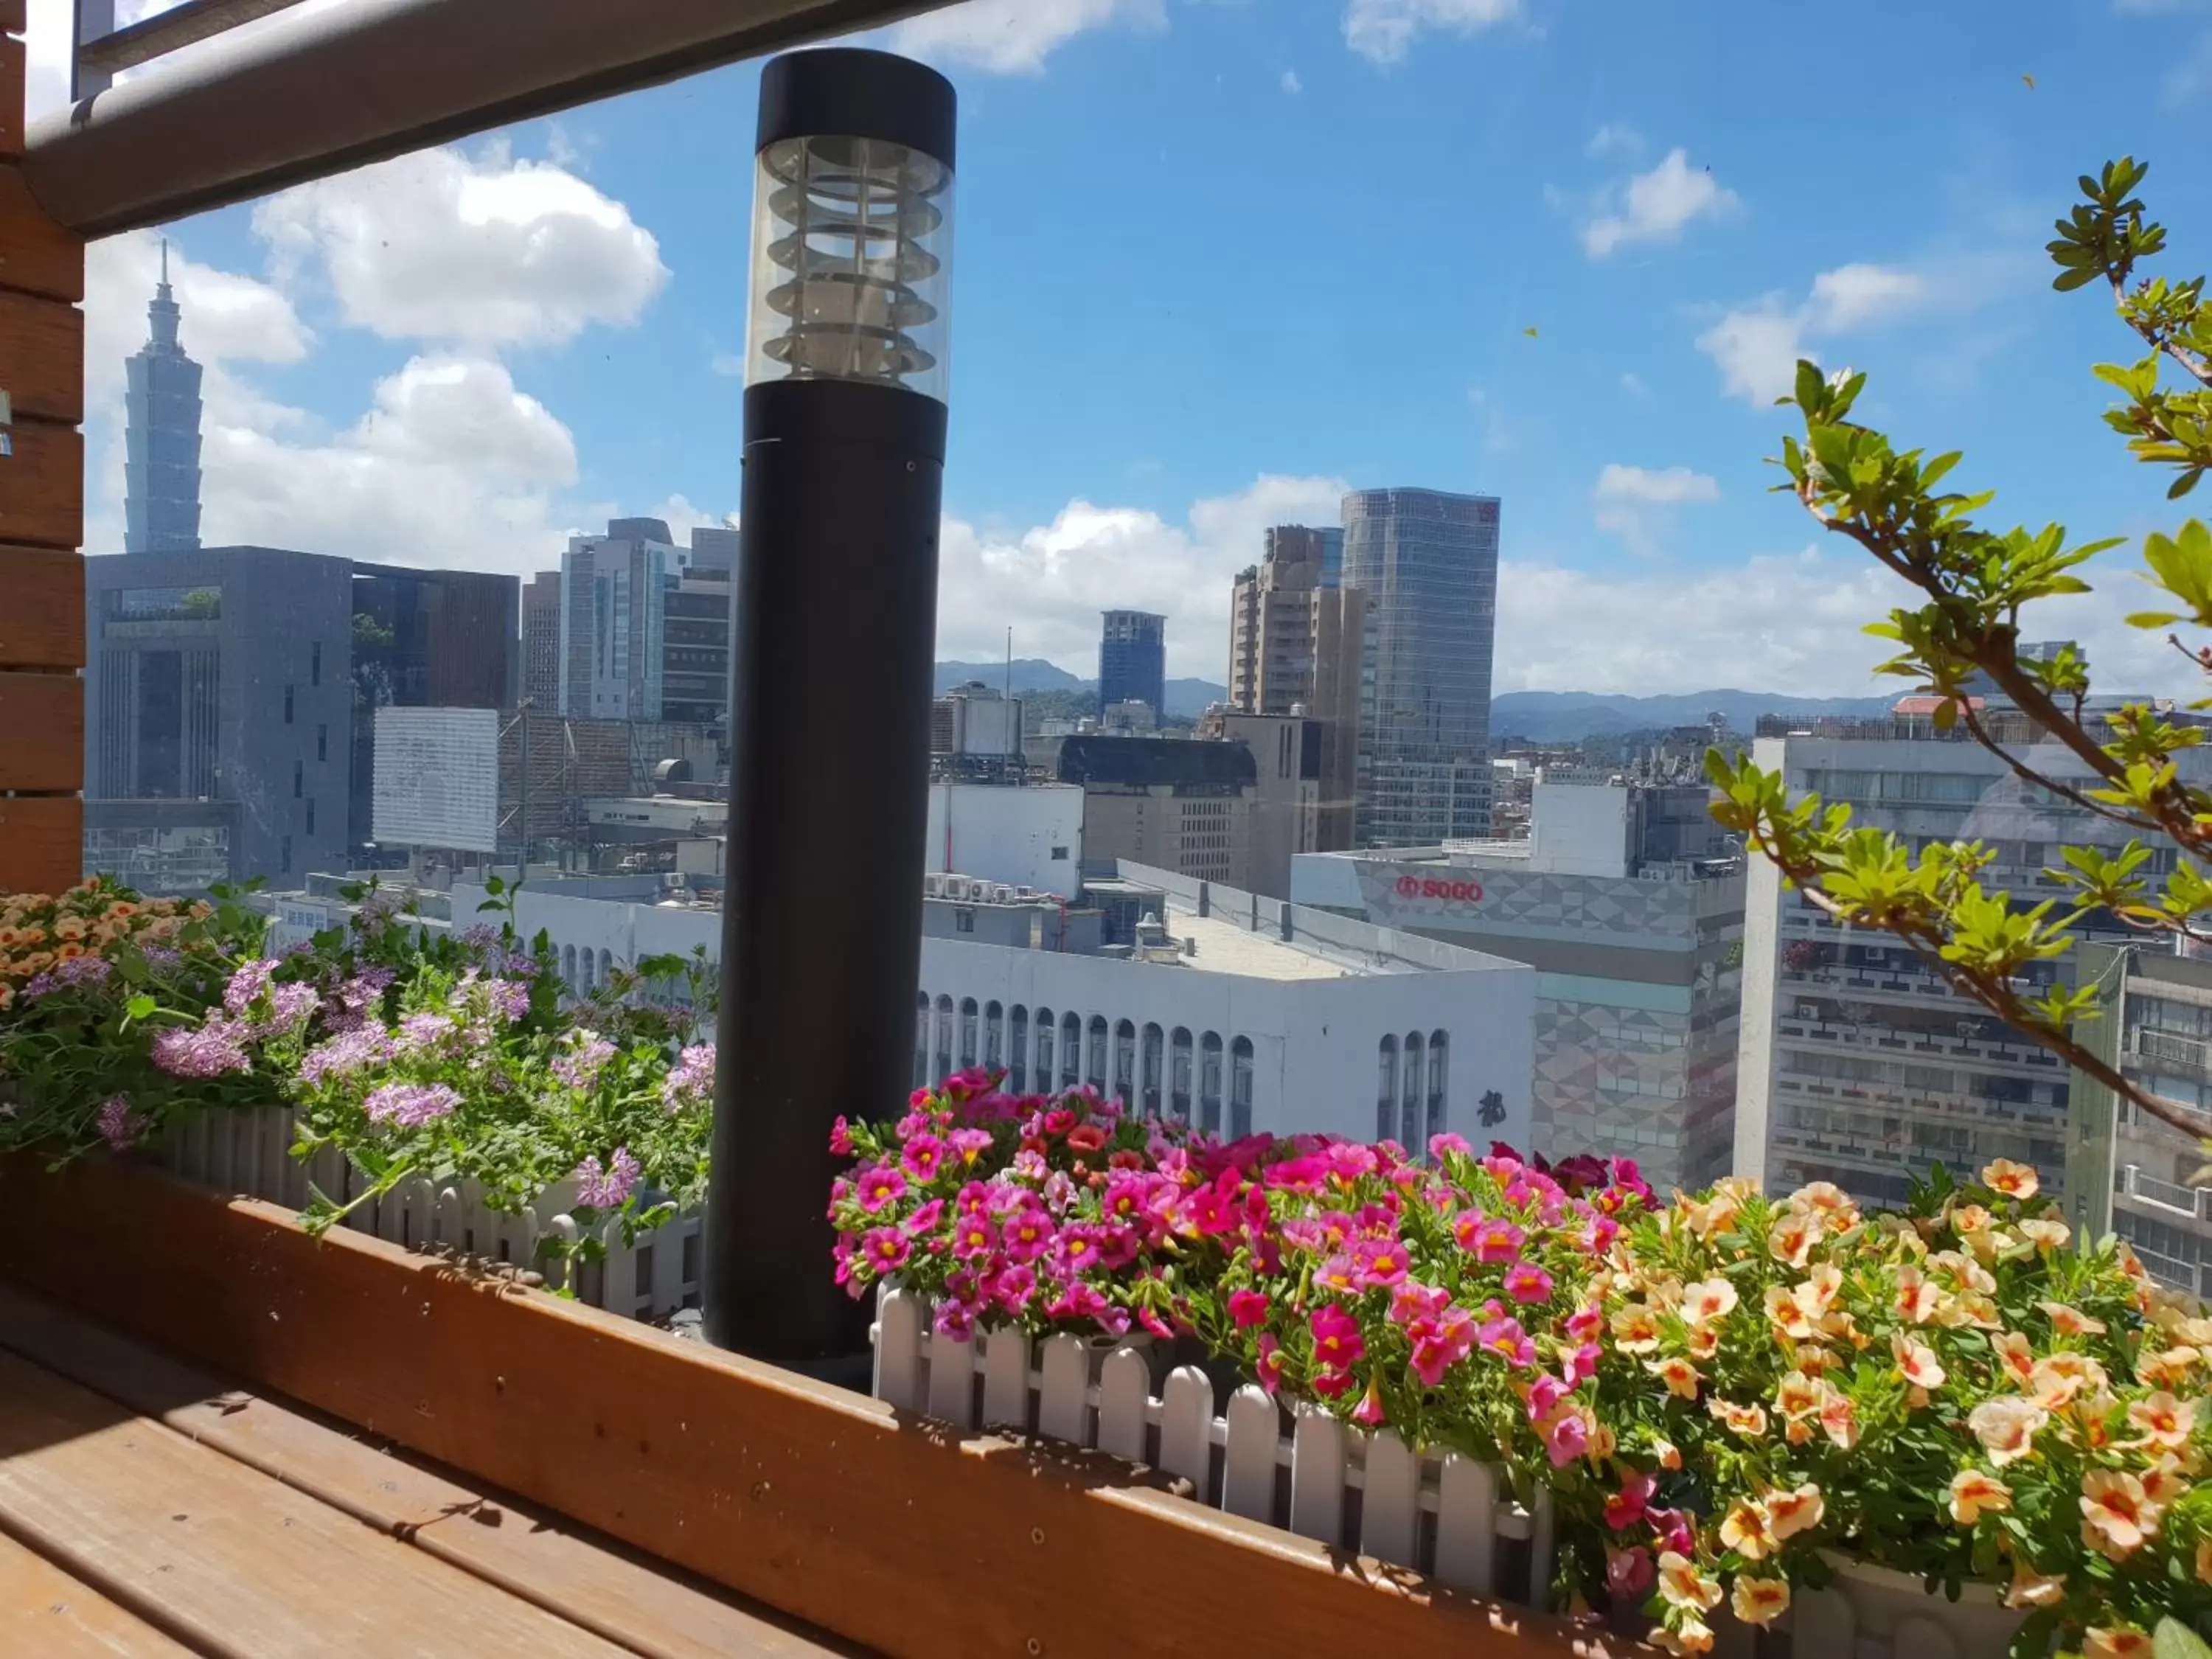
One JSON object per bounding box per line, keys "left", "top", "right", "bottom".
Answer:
{"left": 2141, "top": 1455, "right": 2188, "bottom": 1509}
{"left": 1794, "top": 1180, "right": 1853, "bottom": 1216}
{"left": 1719, "top": 1500, "right": 1775, "bottom": 1561}
{"left": 1652, "top": 1619, "right": 1714, "bottom": 1658}
{"left": 1764, "top": 1284, "right": 1816, "bottom": 1341}
{"left": 1818, "top": 1383, "right": 1860, "bottom": 1450}
{"left": 1968, "top": 1397, "right": 2047, "bottom": 1466}
{"left": 1731, "top": 1578, "right": 1790, "bottom": 1627}
{"left": 53, "top": 942, "right": 86, "bottom": 961}
{"left": 1680, "top": 1189, "right": 1743, "bottom": 1239}
{"left": 2196, "top": 1538, "right": 2212, "bottom": 1585}
{"left": 2140, "top": 1344, "right": 2202, "bottom": 1386}
{"left": 1707, "top": 1397, "right": 1768, "bottom": 1439}
{"left": 1646, "top": 1356, "right": 1703, "bottom": 1401}
{"left": 1946, "top": 1470, "right": 2011, "bottom": 1524}
{"left": 1773, "top": 1369, "right": 1820, "bottom": 1421}
{"left": 1683, "top": 1277, "right": 1739, "bottom": 1326}
{"left": 1764, "top": 1483, "right": 1824, "bottom": 1541}
{"left": 2028, "top": 1352, "right": 2107, "bottom": 1410}
{"left": 1612, "top": 1304, "right": 1661, "bottom": 1354}
{"left": 2086, "top": 1630, "right": 2153, "bottom": 1659}
{"left": 1684, "top": 1321, "right": 1721, "bottom": 1360}
{"left": 2079, "top": 1469, "right": 2160, "bottom": 1561}
{"left": 1950, "top": 1203, "right": 1994, "bottom": 1237}
{"left": 1892, "top": 1332, "right": 1947, "bottom": 1392}
{"left": 1652, "top": 1436, "right": 1683, "bottom": 1471}
{"left": 2126, "top": 1391, "right": 2194, "bottom": 1450}
{"left": 1768, "top": 1211, "right": 1818, "bottom": 1269}
{"left": 1992, "top": 1329, "right": 2037, "bottom": 1385}
{"left": 104, "top": 900, "right": 138, "bottom": 919}
{"left": 1657, "top": 1552, "right": 1722, "bottom": 1613}
{"left": 1982, "top": 1158, "right": 2039, "bottom": 1201}
{"left": 2019, "top": 1217, "right": 2070, "bottom": 1251}
{"left": 2040, "top": 1301, "right": 2107, "bottom": 1338}
{"left": 2004, "top": 1564, "right": 2066, "bottom": 1609}
{"left": 1893, "top": 1264, "right": 1940, "bottom": 1325}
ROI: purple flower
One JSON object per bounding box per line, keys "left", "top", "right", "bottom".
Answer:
{"left": 337, "top": 968, "right": 396, "bottom": 1012}
{"left": 263, "top": 981, "right": 320, "bottom": 1032}
{"left": 297, "top": 1025, "right": 394, "bottom": 1086}
{"left": 364, "top": 1081, "right": 460, "bottom": 1127}
{"left": 484, "top": 978, "right": 532, "bottom": 1023}
{"left": 96, "top": 1095, "right": 139, "bottom": 1150}
{"left": 151, "top": 1020, "right": 251, "bottom": 1079}
{"left": 456, "top": 923, "right": 501, "bottom": 954}
{"left": 552, "top": 1032, "right": 616, "bottom": 1091}
{"left": 54, "top": 954, "right": 114, "bottom": 989}
{"left": 223, "top": 958, "right": 277, "bottom": 1015}
{"left": 574, "top": 1146, "right": 641, "bottom": 1209}
{"left": 662, "top": 1042, "right": 716, "bottom": 1112}
{"left": 396, "top": 1011, "right": 456, "bottom": 1053}
{"left": 141, "top": 944, "right": 184, "bottom": 972}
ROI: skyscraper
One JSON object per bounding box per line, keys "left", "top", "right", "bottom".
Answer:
{"left": 1228, "top": 526, "right": 1366, "bottom": 850}
{"left": 1341, "top": 488, "right": 1498, "bottom": 846}
{"left": 123, "top": 243, "right": 204, "bottom": 554}
{"left": 521, "top": 571, "right": 563, "bottom": 713}
{"left": 663, "top": 527, "right": 739, "bottom": 726}
{"left": 560, "top": 518, "right": 674, "bottom": 720}
{"left": 1098, "top": 610, "right": 1166, "bottom": 718}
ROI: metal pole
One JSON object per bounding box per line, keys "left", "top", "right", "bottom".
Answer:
{"left": 706, "top": 48, "right": 954, "bottom": 1366}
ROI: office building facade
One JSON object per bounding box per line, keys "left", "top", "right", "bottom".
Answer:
{"left": 1342, "top": 488, "right": 1499, "bottom": 846}
{"left": 1049, "top": 734, "right": 1258, "bottom": 889}
{"left": 84, "top": 547, "right": 354, "bottom": 890}
{"left": 560, "top": 518, "right": 674, "bottom": 720}
{"left": 521, "top": 571, "right": 562, "bottom": 714}
{"left": 662, "top": 529, "right": 737, "bottom": 726}
{"left": 1098, "top": 610, "right": 1166, "bottom": 720}
{"left": 1217, "top": 711, "right": 1326, "bottom": 900}
{"left": 1228, "top": 525, "right": 1365, "bottom": 852}
{"left": 122, "top": 249, "right": 204, "bottom": 554}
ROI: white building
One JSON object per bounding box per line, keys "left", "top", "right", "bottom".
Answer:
{"left": 924, "top": 781, "right": 1083, "bottom": 899}
{"left": 452, "top": 862, "right": 1536, "bottom": 1149}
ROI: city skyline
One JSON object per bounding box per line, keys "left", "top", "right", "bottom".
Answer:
{"left": 30, "top": 1, "right": 2212, "bottom": 698}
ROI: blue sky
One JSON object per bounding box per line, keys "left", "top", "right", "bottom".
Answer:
{"left": 25, "top": 0, "right": 2212, "bottom": 692}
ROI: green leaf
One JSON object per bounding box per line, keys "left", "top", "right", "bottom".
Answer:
{"left": 2126, "top": 612, "right": 2185, "bottom": 628}
{"left": 2053, "top": 266, "right": 2103, "bottom": 292}
{"left": 124, "top": 993, "right": 156, "bottom": 1022}
{"left": 2155, "top": 1618, "right": 2212, "bottom": 1659}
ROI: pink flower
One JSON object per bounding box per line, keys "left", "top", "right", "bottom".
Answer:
{"left": 901, "top": 1134, "right": 947, "bottom": 1183}
{"left": 1607, "top": 1546, "right": 1655, "bottom": 1600}
{"left": 1502, "top": 1261, "right": 1554, "bottom": 1304}
{"left": 992, "top": 1264, "right": 1036, "bottom": 1312}
{"left": 1565, "top": 1303, "right": 1604, "bottom": 1342}
{"left": 364, "top": 1081, "right": 460, "bottom": 1127}
{"left": 96, "top": 1095, "right": 139, "bottom": 1151}
{"left": 902, "top": 1198, "right": 945, "bottom": 1237}
{"left": 1408, "top": 1306, "right": 1476, "bottom": 1388}
{"left": 1389, "top": 1281, "right": 1449, "bottom": 1327}
{"left": 1054, "top": 1226, "right": 1103, "bottom": 1274}
{"left": 1310, "top": 1366, "right": 1358, "bottom": 1399}
{"left": 1351, "top": 1236, "right": 1411, "bottom": 1289}
{"left": 1311, "top": 1304, "right": 1366, "bottom": 1373}
{"left": 1477, "top": 1311, "right": 1537, "bottom": 1368}
{"left": 827, "top": 1115, "right": 854, "bottom": 1156}
{"left": 1429, "top": 1132, "right": 1474, "bottom": 1161}
{"left": 574, "top": 1147, "right": 640, "bottom": 1209}
{"left": 1228, "top": 1289, "right": 1271, "bottom": 1328}
{"left": 855, "top": 1164, "right": 908, "bottom": 1213}
{"left": 860, "top": 1227, "right": 910, "bottom": 1273}
{"left": 1526, "top": 1374, "right": 1569, "bottom": 1424}
{"left": 952, "top": 1214, "right": 995, "bottom": 1259}
{"left": 1314, "top": 1253, "right": 1361, "bottom": 1295}
{"left": 1352, "top": 1380, "right": 1388, "bottom": 1426}
{"left": 1604, "top": 1472, "right": 1656, "bottom": 1531}
{"left": 947, "top": 1127, "right": 993, "bottom": 1167}
{"left": 1543, "top": 1411, "right": 1590, "bottom": 1468}
{"left": 1470, "top": 1217, "right": 1526, "bottom": 1264}
{"left": 1265, "top": 1155, "right": 1331, "bottom": 1194}
{"left": 1648, "top": 1507, "right": 1694, "bottom": 1559}
{"left": 1000, "top": 1206, "right": 1054, "bottom": 1263}
{"left": 934, "top": 1301, "right": 977, "bottom": 1342}
{"left": 1256, "top": 1335, "right": 1289, "bottom": 1394}
{"left": 955, "top": 1180, "right": 992, "bottom": 1217}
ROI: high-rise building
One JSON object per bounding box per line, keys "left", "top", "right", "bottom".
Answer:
{"left": 521, "top": 571, "right": 562, "bottom": 713}
{"left": 123, "top": 243, "right": 204, "bottom": 554}
{"left": 347, "top": 563, "right": 520, "bottom": 854}
{"left": 1342, "top": 488, "right": 1499, "bottom": 846}
{"left": 1047, "top": 733, "right": 1257, "bottom": 889}
{"left": 662, "top": 528, "right": 738, "bottom": 726}
{"left": 84, "top": 547, "right": 353, "bottom": 890}
{"left": 560, "top": 518, "right": 675, "bottom": 720}
{"left": 1735, "top": 707, "right": 2212, "bottom": 1211}
{"left": 1098, "top": 610, "right": 1166, "bottom": 720}
{"left": 1217, "top": 712, "right": 1326, "bottom": 900}
{"left": 1228, "top": 526, "right": 1366, "bottom": 851}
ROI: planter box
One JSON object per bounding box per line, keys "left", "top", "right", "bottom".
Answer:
{"left": 874, "top": 1288, "right": 1555, "bottom": 1604}
{"left": 1795, "top": 1556, "right": 2025, "bottom": 1659}
{"left": 0, "top": 1152, "right": 1639, "bottom": 1659}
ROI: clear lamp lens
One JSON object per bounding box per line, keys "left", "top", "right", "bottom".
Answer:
{"left": 745, "top": 134, "right": 953, "bottom": 403}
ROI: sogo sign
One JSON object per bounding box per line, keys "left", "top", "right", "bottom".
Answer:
{"left": 1395, "top": 874, "right": 1484, "bottom": 905}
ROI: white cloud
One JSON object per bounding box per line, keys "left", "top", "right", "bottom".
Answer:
{"left": 252, "top": 142, "right": 668, "bottom": 347}
{"left": 1619, "top": 370, "right": 1651, "bottom": 398}
{"left": 935, "top": 474, "right": 1347, "bottom": 679}
{"left": 1697, "top": 262, "right": 1927, "bottom": 404}
{"left": 709, "top": 352, "right": 745, "bottom": 378}
{"left": 1281, "top": 68, "right": 1304, "bottom": 94}
{"left": 1343, "top": 0, "right": 1520, "bottom": 65}
{"left": 1585, "top": 121, "right": 1644, "bottom": 159}
{"left": 1590, "top": 464, "right": 1720, "bottom": 555}
{"left": 890, "top": 0, "right": 1166, "bottom": 74}
{"left": 2162, "top": 29, "right": 2212, "bottom": 102}
{"left": 1581, "top": 148, "right": 1739, "bottom": 258}
{"left": 1496, "top": 543, "right": 2205, "bottom": 698}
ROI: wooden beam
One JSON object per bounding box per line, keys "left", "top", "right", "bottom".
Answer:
{"left": 0, "top": 543, "right": 85, "bottom": 669}
{"left": 0, "top": 795, "right": 81, "bottom": 894}
{"left": 0, "top": 1531, "right": 197, "bottom": 1658}
{"left": 0, "top": 418, "right": 81, "bottom": 551}
{"left": 0, "top": 288, "right": 84, "bottom": 423}
{"left": 0, "top": 671, "right": 81, "bottom": 791}
{"left": 0, "top": 1159, "right": 1637, "bottom": 1659}
{"left": 0, "top": 34, "right": 23, "bottom": 164}
{"left": 0, "top": 167, "right": 84, "bottom": 302}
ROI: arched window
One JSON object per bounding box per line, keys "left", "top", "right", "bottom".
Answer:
{"left": 1141, "top": 1023, "right": 1164, "bottom": 1119}
{"left": 1087, "top": 1016, "right": 1109, "bottom": 1094}
{"left": 959, "top": 998, "right": 980, "bottom": 1069}
{"left": 1400, "top": 1031, "right": 1425, "bottom": 1150}
{"left": 915, "top": 993, "right": 930, "bottom": 1088}
{"left": 1377, "top": 1036, "right": 1399, "bottom": 1142}
{"left": 1200, "top": 1032, "right": 1224, "bottom": 1135}
{"left": 561, "top": 944, "right": 577, "bottom": 990}
{"left": 1034, "top": 1007, "right": 1054, "bottom": 1095}
{"left": 984, "top": 1001, "right": 1004, "bottom": 1072}
{"left": 1427, "top": 1031, "right": 1449, "bottom": 1146}
{"left": 1060, "top": 1012, "right": 1082, "bottom": 1089}
{"left": 1169, "top": 1028, "right": 1193, "bottom": 1123}
{"left": 1113, "top": 1019, "right": 1136, "bottom": 1106}
{"left": 935, "top": 995, "right": 955, "bottom": 1082}
{"left": 1231, "top": 1037, "right": 1254, "bottom": 1140}
{"left": 1009, "top": 1005, "right": 1029, "bottom": 1093}
{"left": 599, "top": 949, "right": 615, "bottom": 993}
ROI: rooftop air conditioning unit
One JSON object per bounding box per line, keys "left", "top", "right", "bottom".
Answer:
{"left": 924, "top": 874, "right": 946, "bottom": 898}
{"left": 992, "top": 885, "right": 1013, "bottom": 903}
{"left": 946, "top": 877, "right": 970, "bottom": 901}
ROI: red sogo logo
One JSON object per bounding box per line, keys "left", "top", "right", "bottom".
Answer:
{"left": 1396, "top": 874, "right": 1483, "bottom": 903}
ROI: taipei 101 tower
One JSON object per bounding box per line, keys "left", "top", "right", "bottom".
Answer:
{"left": 123, "top": 241, "right": 204, "bottom": 553}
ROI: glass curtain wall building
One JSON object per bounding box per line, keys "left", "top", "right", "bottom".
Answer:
{"left": 1341, "top": 488, "right": 1499, "bottom": 846}
{"left": 1098, "top": 610, "right": 1166, "bottom": 717}
{"left": 122, "top": 250, "right": 204, "bottom": 554}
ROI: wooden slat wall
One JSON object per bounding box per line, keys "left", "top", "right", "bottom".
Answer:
{"left": 0, "top": 4, "right": 85, "bottom": 896}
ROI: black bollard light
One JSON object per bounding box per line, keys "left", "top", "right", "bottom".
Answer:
{"left": 706, "top": 47, "right": 956, "bottom": 1364}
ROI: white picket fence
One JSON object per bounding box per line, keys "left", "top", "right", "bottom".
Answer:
{"left": 869, "top": 1287, "right": 1557, "bottom": 1602}
{"left": 156, "top": 1107, "right": 703, "bottom": 1321}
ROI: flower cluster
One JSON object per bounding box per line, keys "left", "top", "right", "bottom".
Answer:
{"left": 0, "top": 881, "right": 208, "bottom": 1009}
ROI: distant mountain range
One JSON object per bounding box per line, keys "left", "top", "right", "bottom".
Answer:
{"left": 934, "top": 660, "right": 1229, "bottom": 720}
{"left": 1490, "top": 689, "right": 1894, "bottom": 742}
